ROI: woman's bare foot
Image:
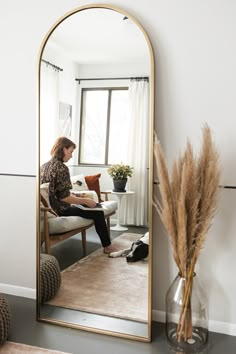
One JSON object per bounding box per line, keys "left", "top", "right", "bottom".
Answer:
{"left": 103, "top": 244, "right": 119, "bottom": 254}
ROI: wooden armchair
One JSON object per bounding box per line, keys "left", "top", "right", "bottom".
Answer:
{"left": 40, "top": 180, "right": 117, "bottom": 255}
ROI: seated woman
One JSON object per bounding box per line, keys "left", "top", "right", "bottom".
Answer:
{"left": 40, "top": 136, "right": 117, "bottom": 254}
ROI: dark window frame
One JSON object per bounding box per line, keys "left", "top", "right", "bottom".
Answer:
{"left": 78, "top": 87, "right": 128, "bottom": 166}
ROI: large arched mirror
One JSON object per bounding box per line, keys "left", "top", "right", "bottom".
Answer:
{"left": 37, "top": 4, "right": 154, "bottom": 341}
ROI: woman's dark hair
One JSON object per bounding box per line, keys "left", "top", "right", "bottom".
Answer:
{"left": 51, "top": 137, "right": 76, "bottom": 160}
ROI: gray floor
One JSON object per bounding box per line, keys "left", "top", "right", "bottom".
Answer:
{"left": 3, "top": 294, "right": 236, "bottom": 354}
{"left": 3, "top": 226, "right": 236, "bottom": 353}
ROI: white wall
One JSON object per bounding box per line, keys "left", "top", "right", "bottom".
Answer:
{"left": 76, "top": 62, "right": 150, "bottom": 78}
{"left": 0, "top": 0, "right": 236, "bottom": 336}
{"left": 42, "top": 44, "right": 78, "bottom": 125}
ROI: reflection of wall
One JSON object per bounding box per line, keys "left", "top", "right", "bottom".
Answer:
{"left": 1, "top": 0, "right": 236, "bottom": 336}
{"left": 77, "top": 62, "right": 149, "bottom": 78}
{"left": 43, "top": 44, "right": 77, "bottom": 132}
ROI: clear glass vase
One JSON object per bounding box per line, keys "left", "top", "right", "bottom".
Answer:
{"left": 166, "top": 273, "right": 208, "bottom": 353}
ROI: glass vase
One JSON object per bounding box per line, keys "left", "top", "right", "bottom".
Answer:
{"left": 166, "top": 273, "right": 208, "bottom": 353}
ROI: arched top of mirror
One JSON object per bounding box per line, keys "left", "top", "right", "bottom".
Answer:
{"left": 38, "top": 4, "right": 154, "bottom": 76}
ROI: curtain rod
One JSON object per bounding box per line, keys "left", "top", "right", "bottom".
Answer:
{"left": 75, "top": 76, "right": 149, "bottom": 84}
{"left": 41, "top": 59, "right": 63, "bottom": 72}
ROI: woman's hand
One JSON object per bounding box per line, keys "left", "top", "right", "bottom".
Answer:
{"left": 81, "top": 198, "right": 97, "bottom": 208}
{"left": 72, "top": 192, "right": 89, "bottom": 198}
{"left": 62, "top": 194, "right": 96, "bottom": 206}
{"left": 80, "top": 193, "right": 89, "bottom": 198}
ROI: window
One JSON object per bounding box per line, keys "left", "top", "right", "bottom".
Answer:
{"left": 79, "top": 87, "right": 129, "bottom": 165}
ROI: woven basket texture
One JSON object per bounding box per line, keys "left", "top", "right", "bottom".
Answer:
{"left": 0, "top": 295, "right": 11, "bottom": 345}
{"left": 40, "top": 254, "right": 61, "bottom": 303}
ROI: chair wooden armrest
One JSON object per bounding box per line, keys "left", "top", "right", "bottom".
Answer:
{"left": 40, "top": 206, "right": 58, "bottom": 216}
{"left": 101, "top": 191, "right": 111, "bottom": 201}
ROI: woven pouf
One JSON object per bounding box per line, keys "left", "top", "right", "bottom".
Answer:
{"left": 40, "top": 254, "right": 61, "bottom": 303}
{"left": 0, "top": 295, "right": 11, "bottom": 345}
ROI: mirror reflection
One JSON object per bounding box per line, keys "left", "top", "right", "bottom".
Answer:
{"left": 38, "top": 6, "right": 153, "bottom": 340}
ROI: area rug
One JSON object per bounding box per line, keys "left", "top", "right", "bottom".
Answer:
{"left": 0, "top": 341, "right": 71, "bottom": 353}
{"left": 47, "top": 233, "right": 148, "bottom": 322}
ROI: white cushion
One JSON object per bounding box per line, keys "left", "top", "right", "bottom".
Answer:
{"left": 49, "top": 216, "right": 93, "bottom": 234}
{"left": 70, "top": 174, "right": 88, "bottom": 191}
{"left": 41, "top": 200, "right": 117, "bottom": 234}
{"left": 101, "top": 201, "right": 118, "bottom": 216}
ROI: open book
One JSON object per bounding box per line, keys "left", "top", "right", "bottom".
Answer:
{"left": 75, "top": 203, "right": 104, "bottom": 211}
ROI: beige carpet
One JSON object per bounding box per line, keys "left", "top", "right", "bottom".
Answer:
{"left": 47, "top": 233, "right": 148, "bottom": 322}
{"left": 0, "top": 341, "right": 71, "bottom": 353}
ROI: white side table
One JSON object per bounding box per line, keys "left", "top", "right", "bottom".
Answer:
{"left": 110, "top": 191, "right": 135, "bottom": 231}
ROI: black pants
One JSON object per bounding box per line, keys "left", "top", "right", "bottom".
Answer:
{"left": 59, "top": 206, "right": 111, "bottom": 248}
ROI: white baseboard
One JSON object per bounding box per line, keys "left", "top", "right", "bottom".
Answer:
{"left": 152, "top": 309, "right": 236, "bottom": 337}
{"left": 152, "top": 309, "right": 166, "bottom": 323}
{"left": 208, "top": 319, "right": 236, "bottom": 336}
{"left": 0, "top": 283, "right": 36, "bottom": 299}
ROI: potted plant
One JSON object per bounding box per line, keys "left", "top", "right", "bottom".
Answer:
{"left": 107, "top": 163, "right": 133, "bottom": 192}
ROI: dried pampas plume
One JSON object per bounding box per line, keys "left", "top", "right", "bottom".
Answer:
{"left": 153, "top": 124, "right": 220, "bottom": 277}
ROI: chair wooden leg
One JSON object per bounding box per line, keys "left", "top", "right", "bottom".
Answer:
{"left": 82, "top": 230, "right": 86, "bottom": 256}
{"left": 44, "top": 215, "right": 50, "bottom": 254}
{"left": 44, "top": 236, "right": 50, "bottom": 254}
{"left": 40, "top": 232, "right": 44, "bottom": 247}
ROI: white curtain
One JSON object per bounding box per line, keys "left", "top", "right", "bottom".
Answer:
{"left": 40, "top": 62, "right": 60, "bottom": 164}
{"left": 120, "top": 79, "right": 149, "bottom": 226}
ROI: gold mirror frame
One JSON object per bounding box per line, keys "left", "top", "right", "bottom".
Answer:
{"left": 36, "top": 3, "right": 154, "bottom": 342}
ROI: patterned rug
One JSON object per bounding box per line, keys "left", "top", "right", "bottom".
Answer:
{"left": 0, "top": 341, "right": 71, "bottom": 353}
{"left": 46, "top": 233, "right": 148, "bottom": 322}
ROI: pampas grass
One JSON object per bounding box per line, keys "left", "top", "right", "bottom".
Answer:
{"left": 154, "top": 124, "right": 220, "bottom": 342}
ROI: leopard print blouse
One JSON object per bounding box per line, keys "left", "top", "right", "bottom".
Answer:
{"left": 40, "top": 157, "right": 72, "bottom": 215}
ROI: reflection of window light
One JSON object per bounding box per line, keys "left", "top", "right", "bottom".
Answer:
{"left": 174, "top": 279, "right": 185, "bottom": 305}
{"left": 108, "top": 90, "right": 129, "bottom": 164}
{"left": 79, "top": 88, "right": 129, "bottom": 165}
